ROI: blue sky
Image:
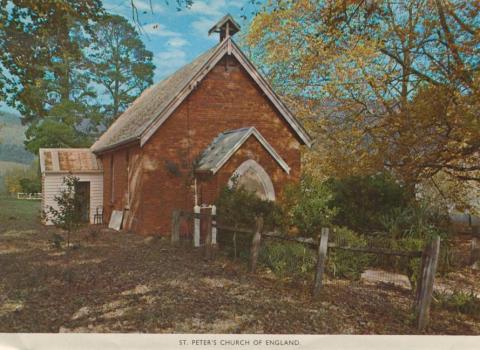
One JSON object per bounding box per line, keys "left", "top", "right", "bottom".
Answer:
{"left": 0, "top": 0, "right": 260, "bottom": 114}
{"left": 104, "top": 0, "right": 257, "bottom": 81}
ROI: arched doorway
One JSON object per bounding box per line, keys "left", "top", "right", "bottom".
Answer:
{"left": 228, "top": 159, "right": 275, "bottom": 201}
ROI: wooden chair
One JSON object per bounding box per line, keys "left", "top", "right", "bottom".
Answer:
{"left": 94, "top": 206, "right": 104, "bottom": 225}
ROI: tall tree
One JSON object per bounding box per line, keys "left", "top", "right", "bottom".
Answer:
{"left": 0, "top": 0, "right": 103, "bottom": 123}
{"left": 86, "top": 14, "right": 155, "bottom": 125}
{"left": 0, "top": 1, "right": 104, "bottom": 153}
{"left": 247, "top": 0, "right": 480, "bottom": 186}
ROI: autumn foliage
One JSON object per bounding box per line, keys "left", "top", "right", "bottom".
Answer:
{"left": 246, "top": 0, "right": 480, "bottom": 212}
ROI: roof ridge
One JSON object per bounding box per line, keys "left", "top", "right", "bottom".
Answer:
{"left": 91, "top": 35, "right": 311, "bottom": 153}
{"left": 91, "top": 42, "right": 222, "bottom": 153}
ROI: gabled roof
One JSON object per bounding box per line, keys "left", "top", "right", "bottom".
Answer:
{"left": 91, "top": 37, "right": 312, "bottom": 154}
{"left": 196, "top": 127, "right": 290, "bottom": 174}
{"left": 39, "top": 148, "right": 102, "bottom": 174}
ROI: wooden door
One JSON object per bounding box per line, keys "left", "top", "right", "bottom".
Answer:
{"left": 75, "top": 181, "right": 90, "bottom": 223}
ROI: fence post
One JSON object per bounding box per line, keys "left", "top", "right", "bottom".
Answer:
{"left": 204, "top": 211, "right": 213, "bottom": 260}
{"left": 417, "top": 235, "right": 441, "bottom": 332}
{"left": 171, "top": 210, "right": 181, "bottom": 244}
{"left": 233, "top": 231, "right": 238, "bottom": 261}
{"left": 313, "top": 227, "right": 330, "bottom": 298}
{"left": 249, "top": 216, "right": 264, "bottom": 273}
{"left": 471, "top": 237, "right": 479, "bottom": 269}
{"left": 193, "top": 205, "right": 200, "bottom": 248}
{"left": 414, "top": 247, "right": 428, "bottom": 309}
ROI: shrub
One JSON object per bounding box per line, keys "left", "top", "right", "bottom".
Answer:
{"left": 19, "top": 177, "right": 41, "bottom": 194}
{"left": 215, "top": 184, "right": 280, "bottom": 231}
{"left": 217, "top": 228, "right": 253, "bottom": 261}
{"left": 379, "top": 200, "right": 449, "bottom": 240}
{"left": 259, "top": 241, "right": 316, "bottom": 279}
{"left": 434, "top": 290, "right": 480, "bottom": 318}
{"left": 280, "top": 175, "right": 337, "bottom": 237}
{"left": 327, "top": 227, "right": 373, "bottom": 280}
{"left": 326, "top": 173, "right": 408, "bottom": 232}
{"left": 46, "top": 175, "right": 84, "bottom": 249}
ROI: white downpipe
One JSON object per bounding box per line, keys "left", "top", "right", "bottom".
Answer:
{"left": 211, "top": 205, "right": 217, "bottom": 245}
{"left": 194, "top": 205, "right": 200, "bottom": 247}
{"left": 194, "top": 177, "right": 198, "bottom": 206}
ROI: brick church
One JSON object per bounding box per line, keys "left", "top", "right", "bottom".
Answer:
{"left": 42, "top": 15, "right": 311, "bottom": 235}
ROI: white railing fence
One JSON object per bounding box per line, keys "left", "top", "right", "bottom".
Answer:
{"left": 16, "top": 192, "right": 42, "bottom": 200}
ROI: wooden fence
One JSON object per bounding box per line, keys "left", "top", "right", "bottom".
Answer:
{"left": 171, "top": 210, "right": 440, "bottom": 332}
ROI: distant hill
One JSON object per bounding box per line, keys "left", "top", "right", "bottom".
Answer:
{"left": 0, "top": 111, "right": 35, "bottom": 164}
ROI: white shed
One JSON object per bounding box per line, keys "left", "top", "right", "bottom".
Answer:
{"left": 39, "top": 148, "right": 103, "bottom": 225}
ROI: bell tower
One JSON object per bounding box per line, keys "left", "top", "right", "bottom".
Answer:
{"left": 208, "top": 14, "right": 241, "bottom": 42}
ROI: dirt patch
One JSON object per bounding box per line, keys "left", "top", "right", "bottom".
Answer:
{"left": 0, "top": 226, "right": 479, "bottom": 334}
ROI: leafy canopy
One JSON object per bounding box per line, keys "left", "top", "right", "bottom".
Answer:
{"left": 86, "top": 14, "right": 154, "bottom": 124}
{"left": 247, "top": 0, "right": 480, "bottom": 187}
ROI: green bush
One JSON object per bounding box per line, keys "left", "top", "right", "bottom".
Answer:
{"left": 434, "top": 290, "right": 480, "bottom": 318}
{"left": 259, "top": 241, "right": 316, "bottom": 279}
{"left": 327, "top": 227, "right": 373, "bottom": 280}
{"left": 217, "top": 229, "right": 253, "bottom": 261}
{"left": 326, "top": 173, "right": 409, "bottom": 232}
{"left": 379, "top": 201, "right": 449, "bottom": 240}
{"left": 215, "top": 184, "right": 280, "bottom": 231}
{"left": 280, "top": 175, "right": 337, "bottom": 237}
{"left": 19, "top": 177, "right": 41, "bottom": 194}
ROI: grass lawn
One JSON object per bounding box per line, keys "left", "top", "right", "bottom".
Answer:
{"left": 0, "top": 196, "right": 42, "bottom": 232}
{"left": 0, "top": 196, "right": 478, "bottom": 334}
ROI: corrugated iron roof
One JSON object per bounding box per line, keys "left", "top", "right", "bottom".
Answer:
{"left": 39, "top": 148, "right": 102, "bottom": 173}
{"left": 91, "top": 43, "right": 221, "bottom": 153}
{"left": 196, "top": 127, "right": 290, "bottom": 174}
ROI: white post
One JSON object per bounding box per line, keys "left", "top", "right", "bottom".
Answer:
{"left": 194, "top": 177, "right": 198, "bottom": 206}
{"left": 194, "top": 205, "right": 200, "bottom": 248}
{"left": 211, "top": 205, "right": 217, "bottom": 245}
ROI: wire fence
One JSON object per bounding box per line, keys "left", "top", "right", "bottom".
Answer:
{"left": 171, "top": 210, "right": 441, "bottom": 331}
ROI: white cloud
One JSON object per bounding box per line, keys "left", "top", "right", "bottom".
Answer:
{"left": 191, "top": 17, "right": 217, "bottom": 40}
{"left": 133, "top": 0, "right": 164, "bottom": 13}
{"left": 167, "top": 37, "right": 189, "bottom": 48}
{"left": 229, "top": 2, "right": 244, "bottom": 9}
{"left": 142, "top": 23, "right": 181, "bottom": 37}
{"left": 188, "top": 0, "right": 247, "bottom": 40}
{"left": 188, "top": 0, "right": 226, "bottom": 17}
{"left": 154, "top": 49, "right": 188, "bottom": 77}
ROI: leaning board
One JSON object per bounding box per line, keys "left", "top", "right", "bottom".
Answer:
{"left": 108, "top": 210, "right": 123, "bottom": 231}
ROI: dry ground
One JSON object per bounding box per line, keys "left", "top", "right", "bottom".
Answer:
{"left": 0, "top": 199, "right": 478, "bottom": 334}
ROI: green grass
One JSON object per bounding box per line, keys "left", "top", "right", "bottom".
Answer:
{"left": 0, "top": 196, "right": 41, "bottom": 233}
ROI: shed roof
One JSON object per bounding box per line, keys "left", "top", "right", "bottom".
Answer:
{"left": 91, "top": 35, "right": 312, "bottom": 154}
{"left": 196, "top": 127, "right": 290, "bottom": 174}
{"left": 39, "top": 148, "right": 102, "bottom": 174}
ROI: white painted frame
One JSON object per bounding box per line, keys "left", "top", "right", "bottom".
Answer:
{"left": 228, "top": 159, "right": 276, "bottom": 201}
{"left": 207, "top": 127, "right": 290, "bottom": 175}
